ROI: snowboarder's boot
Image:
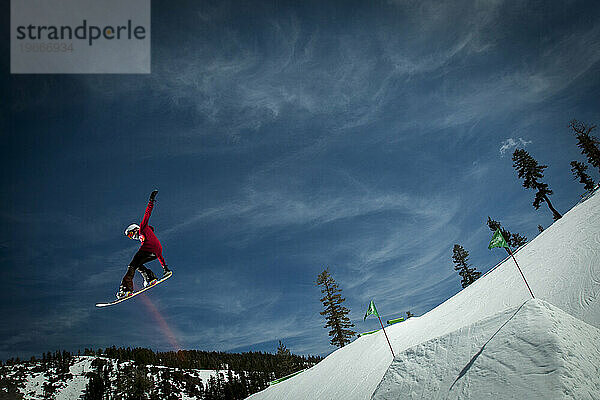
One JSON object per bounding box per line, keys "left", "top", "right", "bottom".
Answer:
{"left": 141, "top": 270, "right": 158, "bottom": 288}
{"left": 162, "top": 265, "right": 171, "bottom": 277}
{"left": 116, "top": 285, "right": 133, "bottom": 299}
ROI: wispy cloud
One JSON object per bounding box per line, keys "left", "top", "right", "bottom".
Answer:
{"left": 68, "top": 0, "right": 600, "bottom": 163}
{"left": 165, "top": 178, "right": 455, "bottom": 250}
{"left": 499, "top": 138, "right": 532, "bottom": 156}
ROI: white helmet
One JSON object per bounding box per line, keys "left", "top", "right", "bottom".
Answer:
{"left": 125, "top": 223, "right": 140, "bottom": 239}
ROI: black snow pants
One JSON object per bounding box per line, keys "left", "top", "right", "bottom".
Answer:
{"left": 121, "top": 250, "right": 157, "bottom": 291}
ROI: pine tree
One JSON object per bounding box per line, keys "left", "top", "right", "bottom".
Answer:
{"left": 452, "top": 244, "right": 481, "bottom": 288}
{"left": 537, "top": 225, "right": 544, "bottom": 233}
{"left": 276, "top": 340, "right": 290, "bottom": 357}
{"left": 130, "top": 366, "right": 153, "bottom": 400}
{"left": 512, "top": 149, "right": 562, "bottom": 220}
{"left": 570, "top": 120, "right": 600, "bottom": 174}
{"left": 275, "top": 341, "right": 294, "bottom": 377}
{"left": 83, "top": 372, "right": 105, "bottom": 400}
{"left": 570, "top": 160, "right": 596, "bottom": 192}
{"left": 486, "top": 217, "right": 527, "bottom": 249}
{"left": 315, "top": 268, "right": 356, "bottom": 348}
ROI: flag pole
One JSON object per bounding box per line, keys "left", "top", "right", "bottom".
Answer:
{"left": 506, "top": 247, "right": 535, "bottom": 299}
{"left": 377, "top": 315, "right": 395, "bottom": 358}
{"left": 490, "top": 230, "right": 534, "bottom": 299}
{"left": 365, "top": 300, "right": 395, "bottom": 358}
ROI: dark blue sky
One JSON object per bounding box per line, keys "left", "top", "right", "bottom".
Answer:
{"left": 2, "top": 0, "right": 600, "bottom": 360}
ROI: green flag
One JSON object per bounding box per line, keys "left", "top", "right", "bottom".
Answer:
{"left": 364, "top": 300, "right": 379, "bottom": 321}
{"left": 488, "top": 229, "right": 509, "bottom": 249}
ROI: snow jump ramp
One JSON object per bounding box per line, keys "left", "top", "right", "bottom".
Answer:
{"left": 372, "top": 299, "right": 600, "bottom": 399}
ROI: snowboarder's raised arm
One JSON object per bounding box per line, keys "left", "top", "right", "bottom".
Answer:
{"left": 140, "top": 190, "right": 158, "bottom": 229}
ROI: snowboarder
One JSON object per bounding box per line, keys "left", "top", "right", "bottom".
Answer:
{"left": 117, "top": 190, "right": 171, "bottom": 299}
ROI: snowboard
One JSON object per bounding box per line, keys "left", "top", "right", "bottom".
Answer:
{"left": 95, "top": 271, "right": 173, "bottom": 307}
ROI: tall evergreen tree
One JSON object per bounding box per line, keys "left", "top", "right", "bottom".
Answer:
{"left": 83, "top": 373, "right": 105, "bottom": 400}
{"left": 275, "top": 340, "right": 294, "bottom": 377}
{"left": 512, "top": 149, "right": 562, "bottom": 220}
{"left": 315, "top": 268, "right": 356, "bottom": 348}
{"left": 276, "top": 340, "right": 290, "bottom": 357}
{"left": 570, "top": 160, "right": 596, "bottom": 192}
{"left": 486, "top": 217, "right": 527, "bottom": 249}
{"left": 452, "top": 244, "right": 481, "bottom": 288}
{"left": 570, "top": 120, "right": 600, "bottom": 174}
{"left": 84, "top": 359, "right": 110, "bottom": 400}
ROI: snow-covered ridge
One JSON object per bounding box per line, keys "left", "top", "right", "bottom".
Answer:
{"left": 0, "top": 355, "right": 237, "bottom": 399}
{"left": 250, "top": 192, "right": 600, "bottom": 399}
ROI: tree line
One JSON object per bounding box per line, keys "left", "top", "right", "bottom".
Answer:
{"left": 94, "top": 346, "right": 321, "bottom": 373}
{"left": 0, "top": 345, "right": 322, "bottom": 400}
{"left": 84, "top": 344, "right": 320, "bottom": 400}
{"left": 82, "top": 357, "right": 271, "bottom": 400}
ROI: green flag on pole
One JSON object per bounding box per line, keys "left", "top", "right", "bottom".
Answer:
{"left": 488, "top": 229, "right": 509, "bottom": 249}
{"left": 363, "top": 299, "right": 396, "bottom": 357}
{"left": 364, "top": 300, "right": 379, "bottom": 321}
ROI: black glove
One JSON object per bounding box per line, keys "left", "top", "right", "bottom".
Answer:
{"left": 149, "top": 190, "right": 159, "bottom": 202}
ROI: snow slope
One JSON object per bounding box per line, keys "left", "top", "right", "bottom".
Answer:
{"left": 19, "top": 357, "right": 95, "bottom": 399}
{"left": 249, "top": 192, "right": 600, "bottom": 399}
{"left": 373, "top": 299, "right": 600, "bottom": 399}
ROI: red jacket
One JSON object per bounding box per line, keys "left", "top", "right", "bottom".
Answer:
{"left": 139, "top": 200, "right": 166, "bottom": 266}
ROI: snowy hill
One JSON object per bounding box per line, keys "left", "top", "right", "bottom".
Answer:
{"left": 0, "top": 348, "right": 322, "bottom": 399}
{"left": 0, "top": 356, "right": 239, "bottom": 399}
{"left": 249, "top": 192, "right": 600, "bottom": 400}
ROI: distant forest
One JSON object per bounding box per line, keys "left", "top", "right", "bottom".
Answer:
{"left": 3, "top": 346, "right": 322, "bottom": 372}
{"left": 1, "top": 346, "right": 323, "bottom": 399}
